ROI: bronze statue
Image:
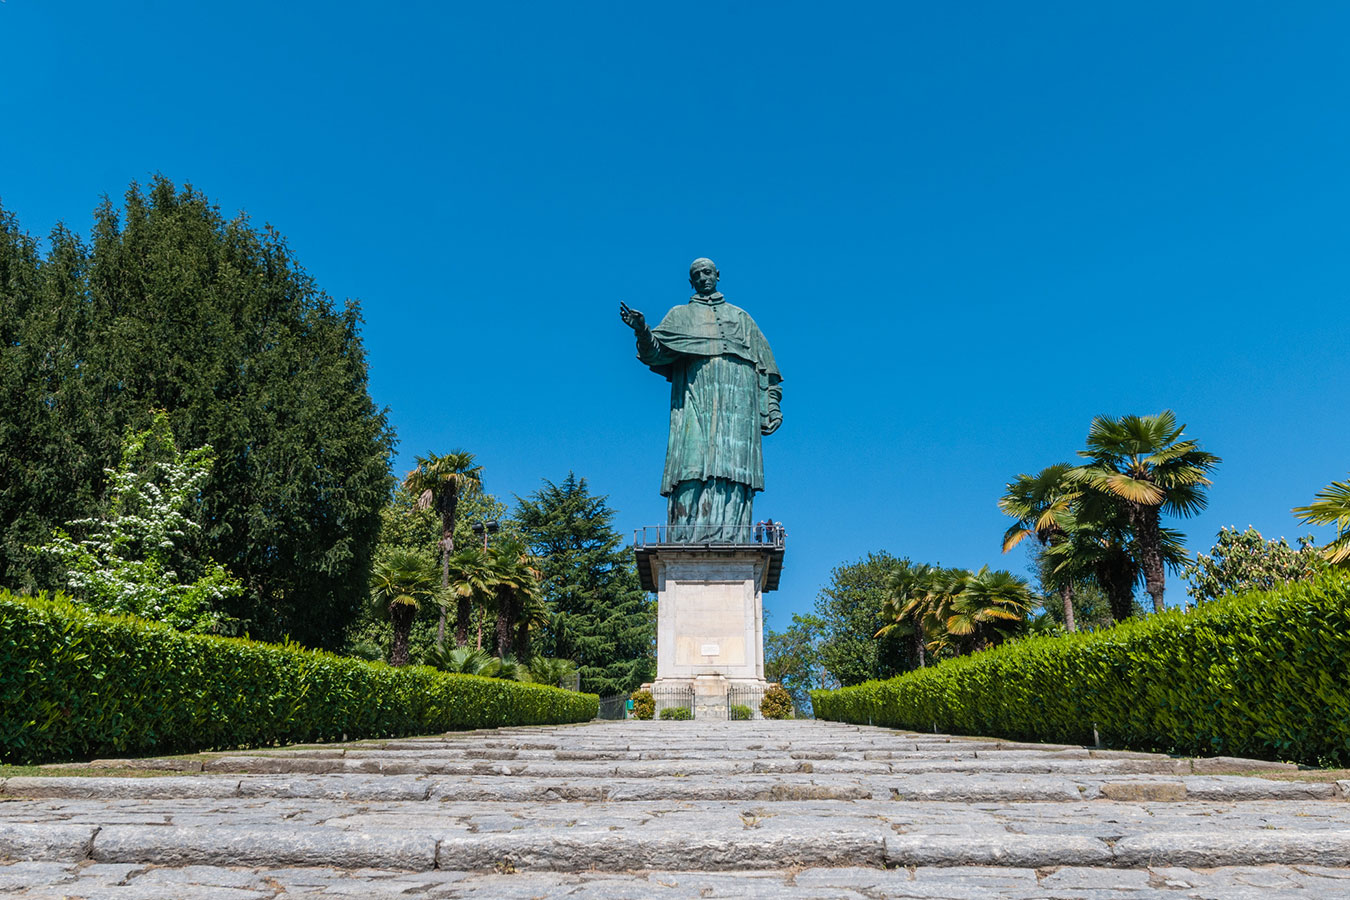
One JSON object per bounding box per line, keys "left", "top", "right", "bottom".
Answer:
{"left": 620, "top": 258, "right": 782, "bottom": 542}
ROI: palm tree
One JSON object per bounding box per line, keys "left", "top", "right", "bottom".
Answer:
{"left": 1044, "top": 512, "right": 1138, "bottom": 622}
{"left": 877, "top": 562, "right": 938, "bottom": 668}
{"left": 1293, "top": 476, "right": 1350, "bottom": 565}
{"left": 369, "top": 550, "right": 440, "bottom": 666}
{"left": 999, "top": 463, "right": 1080, "bottom": 631}
{"left": 422, "top": 644, "right": 531, "bottom": 681}
{"left": 1070, "top": 411, "right": 1220, "bottom": 613}
{"left": 946, "top": 566, "right": 1035, "bottom": 651}
{"left": 1046, "top": 503, "right": 1190, "bottom": 622}
{"left": 921, "top": 567, "right": 974, "bottom": 658}
{"left": 490, "top": 541, "right": 543, "bottom": 659}
{"left": 494, "top": 654, "right": 531, "bottom": 682}
{"left": 402, "top": 451, "right": 483, "bottom": 645}
{"left": 514, "top": 582, "right": 551, "bottom": 662}
{"left": 446, "top": 546, "right": 495, "bottom": 650}
{"left": 425, "top": 644, "right": 499, "bottom": 676}
{"left": 879, "top": 565, "right": 1033, "bottom": 659}
{"left": 528, "top": 656, "right": 579, "bottom": 689}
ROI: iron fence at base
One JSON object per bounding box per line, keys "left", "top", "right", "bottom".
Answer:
{"left": 652, "top": 684, "right": 695, "bottom": 719}
{"left": 597, "top": 694, "right": 629, "bottom": 720}
{"left": 727, "top": 684, "right": 765, "bottom": 720}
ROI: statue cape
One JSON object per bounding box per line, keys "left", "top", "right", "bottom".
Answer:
{"left": 647, "top": 296, "right": 782, "bottom": 384}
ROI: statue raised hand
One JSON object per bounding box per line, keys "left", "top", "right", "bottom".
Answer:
{"left": 618, "top": 301, "right": 646, "bottom": 333}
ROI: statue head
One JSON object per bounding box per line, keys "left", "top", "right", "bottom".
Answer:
{"left": 689, "top": 258, "right": 720, "bottom": 296}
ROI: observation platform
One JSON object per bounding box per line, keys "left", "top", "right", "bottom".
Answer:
{"left": 632, "top": 524, "right": 785, "bottom": 593}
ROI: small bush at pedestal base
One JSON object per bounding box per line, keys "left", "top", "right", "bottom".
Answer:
{"left": 760, "top": 684, "right": 794, "bottom": 719}
{"left": 630, "top": 690, "right": 655, "bottom": 720}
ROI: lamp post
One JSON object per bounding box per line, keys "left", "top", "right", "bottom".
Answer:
{"left": 470, "top": 520, "right": 500, "bottom": 550}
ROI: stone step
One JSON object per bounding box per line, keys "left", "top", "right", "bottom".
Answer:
{"left": 6, "top": 861, "right": 1350, "bottom": 899}
{"left": 4, "top": 820, "right": 1350, "bottom": 872}
{"left": 154, "top": 754, "right": 1285, "bottom": 779}
{"left": 89, "top": 744, "right": 1302, "bottom": 780}
{"left": 2, "top": 773, "right": 1340, "bottom": 804}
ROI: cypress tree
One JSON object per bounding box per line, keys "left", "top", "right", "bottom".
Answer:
{"left": 513, "top": 473, "right": 655, "bottom": 695}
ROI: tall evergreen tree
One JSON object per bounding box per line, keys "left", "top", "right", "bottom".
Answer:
{"left": 513, "top": 473, "right": 654, "bottom": 695}
{"left": 764, "top": 613, "right": 830, "bottom": 712}
{"left": 813, "top": 551, "right": 914, "bottom": 686}
{"left": 0, "top": 179, "right": 394, "bottom": 648}
{"left": 0, "top": 214, "right": 109, "bottom": 591}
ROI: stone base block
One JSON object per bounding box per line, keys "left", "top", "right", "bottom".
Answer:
{"left": 645, "top": 547, "right": 779, "bottom": 683}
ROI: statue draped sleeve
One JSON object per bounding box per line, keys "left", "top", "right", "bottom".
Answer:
{"left": 643, "top": 301, "right": 781, "bottom": 385}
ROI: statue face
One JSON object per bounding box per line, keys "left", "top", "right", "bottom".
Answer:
{"left": 689, "top": 260, "right": 719, "bottom": 296}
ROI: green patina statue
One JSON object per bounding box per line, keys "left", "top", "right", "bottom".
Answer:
{"left": 620, "top": 258, "right": 783, "bottom": 542}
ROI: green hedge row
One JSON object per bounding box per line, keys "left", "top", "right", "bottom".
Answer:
{"left": 0, "top": 591, "right": 598, "bottom": 764}
{"left": 810, "top": 575, "right": 1350, "bottom": 766}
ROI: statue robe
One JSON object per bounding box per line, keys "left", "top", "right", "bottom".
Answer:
{"left": 635, "top": 293, "right": 782, "bottom": 541}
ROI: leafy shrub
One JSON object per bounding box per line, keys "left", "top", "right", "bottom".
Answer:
{"left": 728, "top": 703, "right": 754, "bottom": 720}
{"left": 422, "top": 645, "right": 532, "bottom": 681}
{"left": 659, "top": 706, "right": 693, "bottom": 720}
{"left": 630, "top": 689, "right": 654, "bottom": 720}
{"left": 426, "top": 644, "right": 499, "bottom": 676}
{"left": 0, "top": 591, "right": 598, "bottom": 764}
{"left": 35, "top": 413, "right": 242, "bottom": 633}
{"left": 1183, "top": 526, "right": 1325, "bottom": 603}
{"left": 760, "top": 684, "right": 794, "bottom": 719}
{"left": 810, "top": 575, "right": 1350, "bottom": 766}
{"left": 528, "top": 656, "right": 579, "bottom": 689}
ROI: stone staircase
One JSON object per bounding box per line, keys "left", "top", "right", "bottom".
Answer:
{"left": 2, "top": 719, "right": 1349, "bottom": 897}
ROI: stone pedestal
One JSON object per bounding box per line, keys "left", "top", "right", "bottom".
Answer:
{"left": 635, "top": 544, "right": 783, "bottom": 720}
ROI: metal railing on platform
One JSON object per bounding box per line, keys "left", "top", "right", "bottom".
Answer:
{"left": 633, "top": 523, "right": 786, "bottom": 548}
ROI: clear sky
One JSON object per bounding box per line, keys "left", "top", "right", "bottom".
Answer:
{"left": 3, "top": 2, "right": 1348, "bottom": 625}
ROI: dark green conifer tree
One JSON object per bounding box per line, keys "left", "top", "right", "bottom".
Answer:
{"left": 0, "top": 179, "right": 394, "bottom": 648}
{"left": 0, "top": 214, "right": 107, "bottom": 590}
{"left": 513, "top": 473, "right": 654, "bottom": 695}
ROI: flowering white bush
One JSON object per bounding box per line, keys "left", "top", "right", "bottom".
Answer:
{"left": 1182, "top": 526, "right": 1325, "bottom": 605}
{"left": 38, "top": 412, "right": 241, "bottom": 632}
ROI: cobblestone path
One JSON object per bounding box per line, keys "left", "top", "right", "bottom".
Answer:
{"left": 2, "top": 720, "right": 1349, "bottom": 898}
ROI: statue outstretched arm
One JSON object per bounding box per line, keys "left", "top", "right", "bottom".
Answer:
{"left": 620, "top": 301, "right": 677, "bottom": 367}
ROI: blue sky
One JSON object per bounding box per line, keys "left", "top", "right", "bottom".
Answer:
{"left": 3, "top": 2, "right": 1348, "bottom": 625}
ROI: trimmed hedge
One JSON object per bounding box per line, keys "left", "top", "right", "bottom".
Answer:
{"left": 0, "top": 591, "right": 598, "bottom": 764}
{"left": 810, "top": 575, "right": 1350, "bottom": 766}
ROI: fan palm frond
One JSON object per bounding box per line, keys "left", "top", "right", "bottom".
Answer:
{"left": 1294, "top": 476, "right": 1350, "bottom": 565}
